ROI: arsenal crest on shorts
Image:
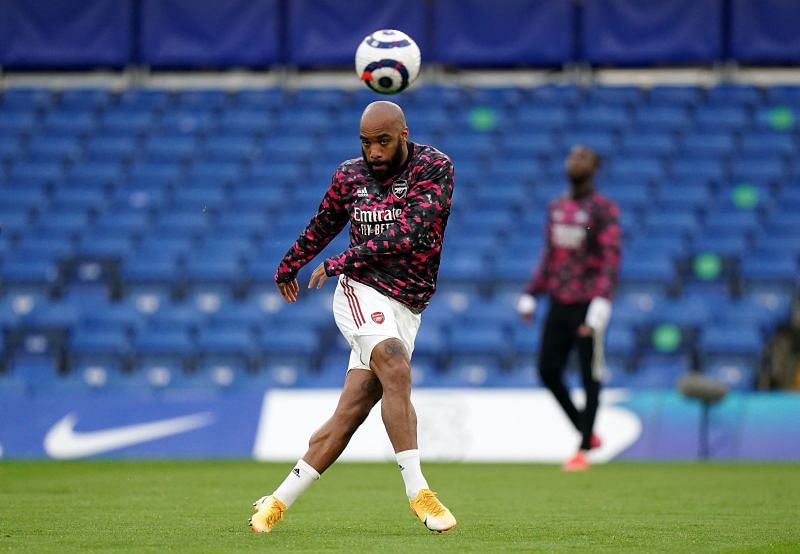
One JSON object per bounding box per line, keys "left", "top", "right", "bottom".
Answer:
{"left": 371, "top": 312, "right": 385, "bottom": 324}
{"left": 391, "top": 179, "right": 408, "bottom": 199}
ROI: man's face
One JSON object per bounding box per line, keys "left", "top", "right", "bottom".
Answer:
{"left": 360, "top": 127, "right": 408, "bottom": 180}
{"left": 565, "top": 145, "right": 598, "bottom": 181}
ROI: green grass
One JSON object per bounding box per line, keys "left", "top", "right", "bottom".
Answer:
{"left": 1, "top": 461, "right": 799, "bottom": 552}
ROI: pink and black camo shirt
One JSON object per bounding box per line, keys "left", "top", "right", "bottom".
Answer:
{"left": 525, "top": 191, "right": 621, "bottom": 304}
{"left": 275, "top": 143, "right": 454, "bottom": 313}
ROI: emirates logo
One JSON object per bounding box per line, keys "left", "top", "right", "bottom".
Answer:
{"left": 371, "top": 312, "right": 385, "bottom": 324}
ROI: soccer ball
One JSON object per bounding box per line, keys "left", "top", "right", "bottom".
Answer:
{"left": 355, "top": 29, "right": 421, "bottom": 95}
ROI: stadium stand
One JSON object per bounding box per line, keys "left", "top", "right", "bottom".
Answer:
{"left": 0, "top": 81, "right": 796, "bottom": 394}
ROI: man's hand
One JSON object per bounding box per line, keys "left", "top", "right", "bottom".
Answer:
{"left": 308, "top": 262, "right": 329, "bottom": 290}
{"left": 276, "top": 279, "right": 300, "bottom": 303}
{"left": 583, "top": 296, "right": 612, "bottom": 335}
{"left": 516, "top": 294, "right": 537, "bottom": 324}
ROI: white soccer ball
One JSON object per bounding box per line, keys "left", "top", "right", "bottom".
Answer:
{"left": 355, "top": 29, "right": 421, "bottom": 95}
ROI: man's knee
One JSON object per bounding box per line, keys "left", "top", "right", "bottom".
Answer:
{"left": 370, "top": 338, "right": 411, "bottom": 390}
{"left": 539, "top": 363, "right": 561, "bottom": 385}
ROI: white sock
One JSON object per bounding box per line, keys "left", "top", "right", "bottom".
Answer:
{"left": 396, "top": 449, "right": 429, "bottom": 499}
{"left": 272, "top": 459, "right": 320, "bottom": 508}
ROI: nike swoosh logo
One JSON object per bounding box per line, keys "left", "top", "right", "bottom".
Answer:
{"left": 43, "top": 411, "right": 215, "bottom": 459}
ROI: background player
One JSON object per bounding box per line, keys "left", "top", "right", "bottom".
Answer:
{"left": 516, "top": 145, "right": 621, "bottom": 472}
{"left": 250, "top": 101, "right": 457, "bottom": 533}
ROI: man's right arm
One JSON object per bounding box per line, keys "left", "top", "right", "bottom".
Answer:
{"left": 275, "top": 169, "right": 350, "bottom": 283}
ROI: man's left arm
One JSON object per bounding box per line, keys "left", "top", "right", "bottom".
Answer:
{"left": 584, "top": 201, "right": 622, "bottom": 332}
{"left": 324, "top": 160, "right": 453, "bottom": 276}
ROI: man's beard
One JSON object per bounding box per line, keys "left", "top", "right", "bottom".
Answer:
{"left": 365, "top": 143, "right": 405, "bottom": 180}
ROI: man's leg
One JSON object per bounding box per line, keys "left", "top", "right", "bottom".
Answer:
{"left": 369, "top": 338, "right": 416, "bottom": 452}
{"left": 250, "top": 368, "right": 382, "bottom": 533}
{"left": 302, "top": 367, "right": 383, "bottom": 472}
{"left": 538, "top": 306, "right": 581, "bottom": 430}
{"left": 576, "top": 334, "right": 600, "bottom": 452}
{"left": 369, "top": 337, "right": 456, "bottom": 532}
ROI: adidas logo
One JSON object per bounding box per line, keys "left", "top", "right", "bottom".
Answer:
{"left": 398, "top": 464, "right": 405, "bottom": 471}
{"left": 357, "top": 187, "right": 368, "bottom": 198}
{"left": 292, "top": 468, "right": 301, "bottom": 478}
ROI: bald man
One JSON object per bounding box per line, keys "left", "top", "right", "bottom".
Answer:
{"left": 250, "top": 102, "right": 456, "bottom": 534}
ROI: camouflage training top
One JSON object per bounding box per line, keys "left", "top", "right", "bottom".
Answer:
{"left": 525, "top": 190, "right": 621, "bottom": 303}
{"left": 275, "top": 143, "right": 454, "bottom": 313}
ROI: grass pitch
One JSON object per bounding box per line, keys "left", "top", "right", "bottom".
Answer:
{"left": 1, "top": 461, "right": 798, "bottom": 552}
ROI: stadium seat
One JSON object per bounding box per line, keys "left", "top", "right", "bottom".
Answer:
{"left": 133, "top": 328, "right": 194, "bottom": 369}
{"left": 447, "top": 327, "right": 509, "bottom": 367}
{"left": 195, "top": 327, "right": 258, "bottom": 369}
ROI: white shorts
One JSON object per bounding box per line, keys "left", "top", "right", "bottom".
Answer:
{"left": 332, "top": 275, "right": 421, "bottom": 370}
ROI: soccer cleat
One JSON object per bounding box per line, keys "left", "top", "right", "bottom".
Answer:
{"left": 249, "top": 495, "right": 286, "bottom": 533}
{"left": 409, "top": 489, "right": 457, "bottom": 532}
{"left": 590, "top": 433, "right": 602, "bottom": 450}
{"left": 562, "top": 450, "right": 590, "bottom": 472}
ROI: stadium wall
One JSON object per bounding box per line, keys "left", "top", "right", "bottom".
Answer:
{"left": 1, "top": 388, "right": 798, "bottom": 461}
{"left": 0, "top": 0, "right": 799, "bottom": 69}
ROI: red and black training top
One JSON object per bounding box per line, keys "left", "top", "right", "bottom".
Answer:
{"left": 525, "top": 190, "right": 622, "bottom": 303}
{"left": 275, "top": 143, "right": 454, "bottom": 313}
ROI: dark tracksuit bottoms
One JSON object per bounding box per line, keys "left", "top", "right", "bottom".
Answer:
{"left": 538, "top": 298, "right": 600, "bottom": 452}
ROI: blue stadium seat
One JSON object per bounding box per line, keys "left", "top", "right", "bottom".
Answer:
{"left": 647, "top": 86, "right": 703, "bottom": 107}
{"left": 177, "top": 89, "right": 230, "bottom": 109}
{"left": 574, "top": 105, "right": 630, "bottom": 130}
{"left": 694, "top": 107, "right": 750, "bottom": 132}
{"left": 764, "top": 85, "right": 800, "bottom": 105}
{"left": 1, "top": 87, "right": 54, "bottom": 109}
{"left": 680, "top": 132, "right": 736, "bottom": 156}
{"left": 730, "top": 156, "right": 788, "bottom": 181}
{"left": 27, "top": 136, "right": 82, "bottom": 161}
{"left": 704, "top": 211, "right": 761, "bottom": 235}
{"left": 613, "top": 291, "right": 664, "bottom": 327}
{"left": 411, "top": 326, "right": 447, "bottom": 367}
{"left": 655, "top": 295, "right": 714, "bottom": 328}
{"left": 628, "top": 356, "right": 689, "bottom": 389}
{"left": 218, "top": 110, "right": 274, "bottom": 134}
{"left": 586, "top": 85, "right": 644, "bottom": 106}
{"left": 670, "top": 158, "right": 726, "bottom": 182}
{"left": 698, "top": 323, "right": 763, "bottom": 360}
{"left": 644, "top": 210, "right": 701, "bottom": 236}
{"left": 99, "top": 110, "right": 155, "bottom": 134}
{"left": 528, "top": 84, "right": 582, "bottom": 105}
{"left": 259, "top": 327, "right": 319, "bottom": 367}
{"left": 605, "top": 324, "right": 637, "bottom": 368}
{"left": 133, "top": 328, "right": 194, "bottom": 367}
{"left": 69, "top": 327, "right": 130, "bottom": 367}
{"left": 692, "top": 234, "right": 748, "bottom": 257}
{"left": 43, "top": 111, "right": 96, "bottom": 134}
{"left": 159, "top": 110, "right": 215, "bottom": 133}
{"left": 705, "top": 84, "right": 762, "bottom": 106}
{"left": 10, "top": 161, "right": 64, "bottom": 183}
{"left": 739, "top": 251, "right": 797, "bottom": 292}
{"left": 195, "top": 328, "right": 257, "bottom": 368}
{"left": 632, "top": 106, "right": 691, "bottom": 132}
{"left": 447, "top": 327, "right": 508, "bottom": 367}
{"left": 559, "top": 130, "right": 617, "bottom": 155}
{"left": 739, "top": 133, "right": 796, "bottom": 156}
{"left": 619, "top": 132, "right": 677, "bottom": 157}
{"left": 499, "top": 132, "right": 556, "bottom": 157}
{"left": 704, "top": 359, "right": 757, "bottom": 391}
{"left": 144, "top": 136, "right": 198, "bottom": 161}
{"left": 619, "top": 253, "right": 677, "bottom": 294}
{"left": 609, "top": 156, "right": 663, "bottom": 181}
{"left": 203, "top": 135, "right": 259, "bottom": 160}
{"left": 654, "top": 182, "right": 715, "bottom": 212}
{"left": 128, "top": 161, "right": 183, "bottom": 182}
{"left": 517, "top": 106, "right": 570, "bottom": 130}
